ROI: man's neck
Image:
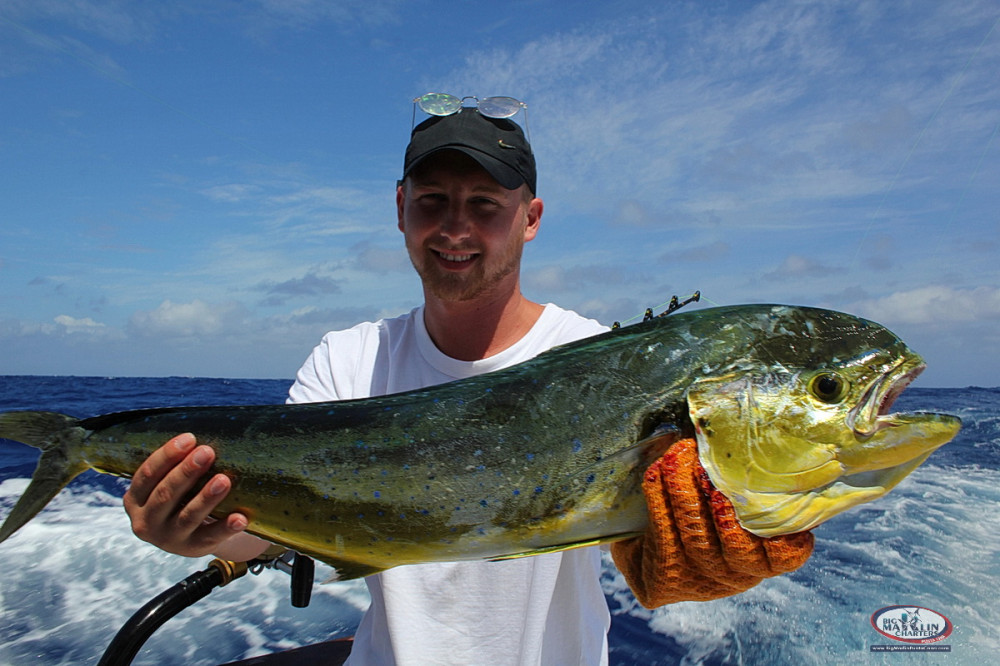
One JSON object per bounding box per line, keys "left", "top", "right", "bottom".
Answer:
{"left": 422, "top": 291, "right": 545, "bottom": 361}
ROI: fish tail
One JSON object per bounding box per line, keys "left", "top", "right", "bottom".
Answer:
{"left": 0, "top": 411, "right": 89, "bottom": 543}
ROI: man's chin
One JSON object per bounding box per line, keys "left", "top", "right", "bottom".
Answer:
{"left": 427, "top": 281, "right": 482, "bottom": 303}
{"left": 416, "top": 256, "right": 519, "bottom": 303}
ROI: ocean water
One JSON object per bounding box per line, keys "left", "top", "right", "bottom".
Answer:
{"left": 0, "top": 376, "right": 997, "bottom": 665}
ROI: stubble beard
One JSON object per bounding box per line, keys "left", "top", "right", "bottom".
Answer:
{"left": 410, "top": 235, "right": 525, "bottom": 303}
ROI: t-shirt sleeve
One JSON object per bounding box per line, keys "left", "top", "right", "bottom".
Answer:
{"left": 545, "top": 306, "right": 609, "bottom": 347}
{"left": 287, "top": 328, "right": 366, "bottom": 404}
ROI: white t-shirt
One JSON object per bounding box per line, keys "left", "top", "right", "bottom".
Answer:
{"left": 288, "top": 304, "right": 611, "bottom": 666}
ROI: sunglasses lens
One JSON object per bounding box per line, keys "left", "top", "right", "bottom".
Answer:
{"left": 416, "top": 93, "right": 462, "bottom": 116}
{"left": 478, "top": 96, "right": 523, "bottom": 118}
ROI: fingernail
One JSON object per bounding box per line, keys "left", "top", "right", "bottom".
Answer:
{"left": 173, "top": 434, "right": 195, "bottom": 452}
{"left": 230, "top": 515, "right": 248, "bottom": 531}
{"left": 193, "top": 447, "right": 212, "bottom": 467}
{"left": 208, "top": 476, "right": 228, "bottom": 495}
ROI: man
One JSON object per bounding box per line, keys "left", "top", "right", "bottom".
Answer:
{"left": 123, "top": 101, "right": 813, "bottom": 665}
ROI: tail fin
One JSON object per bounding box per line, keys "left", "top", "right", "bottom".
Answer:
{"left": 0, "top": 412, "right": 89, "bottom": 543}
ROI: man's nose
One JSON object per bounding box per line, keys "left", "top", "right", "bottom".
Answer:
{"left": 439, "top": 204, "right": 472, "bottom": 241}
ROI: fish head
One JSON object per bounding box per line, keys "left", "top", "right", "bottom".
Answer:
{"left": 685, "top": 307, "right": 961, "bottom": 537}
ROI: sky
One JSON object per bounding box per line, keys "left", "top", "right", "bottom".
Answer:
{"left": 0, "top": 0, "right": 997, "bottom": 388}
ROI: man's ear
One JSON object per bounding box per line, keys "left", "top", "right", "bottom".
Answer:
{"left": 396, "top": 183, "right": 406, "bottom": 233}
{"left": 524, "top": 196, "right": 543, "bottom": 242}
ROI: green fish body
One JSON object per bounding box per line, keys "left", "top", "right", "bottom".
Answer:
{"left": 0, "top": 305, "right": 961, "bottom": 578}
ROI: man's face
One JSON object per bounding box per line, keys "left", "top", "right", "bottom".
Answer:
{"left": 397, "top": 151, "right": 541, "bottom": 303}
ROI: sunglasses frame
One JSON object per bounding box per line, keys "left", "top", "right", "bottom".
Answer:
{"left": 411, "top": 93, "right": 530, "bottom": 140}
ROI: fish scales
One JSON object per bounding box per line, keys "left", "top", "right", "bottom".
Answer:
{"left": 0, "top": 305, "right": 961, "bottom": 579}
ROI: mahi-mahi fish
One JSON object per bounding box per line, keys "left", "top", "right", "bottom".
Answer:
{"left": 0, "top": 305, "right": 960, "bottom": 579}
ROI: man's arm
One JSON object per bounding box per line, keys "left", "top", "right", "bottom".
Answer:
{"left": 123, "top": 432, "right": 269, "bottom": 561}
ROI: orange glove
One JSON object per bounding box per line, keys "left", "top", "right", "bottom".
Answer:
{"left": 610, "top": 438, "right": 814, "bottom": 608}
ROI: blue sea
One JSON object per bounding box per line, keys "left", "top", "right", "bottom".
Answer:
{"left": 0, "top": 376, "right": 997, "bottom": 665}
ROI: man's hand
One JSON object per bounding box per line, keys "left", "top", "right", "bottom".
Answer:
{"left": 610, "top": 438, "right": 814, "bottom": 608}
{"left": 123, "top": 433, "right": 249, "bottom": 558}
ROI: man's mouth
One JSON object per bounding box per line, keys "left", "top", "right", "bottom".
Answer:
{"left": 434, "top": 250, "right": 477, "bottom": 264}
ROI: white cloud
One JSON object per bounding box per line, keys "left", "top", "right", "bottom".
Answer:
{"left": 50, "top": 314, "right": 125, "bottom": 342}
{"left": 128, "top": 300, "right": 249, "bottom": 338}
{"left": 848, "top": 285, "right": 1000, "bottom": 325}
{"left": 54, "top": 314, "right": 105, "bottom": 332}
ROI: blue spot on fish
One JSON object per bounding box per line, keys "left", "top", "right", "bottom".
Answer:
{"left": 572, "top": 438, "right": 583, "bottom": 453}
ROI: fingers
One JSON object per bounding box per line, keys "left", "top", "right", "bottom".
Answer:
{"left": 689, "top": 441, "right": 814, "bottom": 577}
{"left": 661, "top": 440, "right": 761, "bottom": 589}
{"left": 610, "top": 447, "right": 756, "bottom": 609}
{"left": 123, "top": 434, "right": 248, "bottom": 557}
{"left": 762, "top": 531, "right": 815, "bottom": 573}
{"left": 613, "top": 437, "right": 814, "bottom": 608}
{"left": 124, "top": 432, "right": 198, "bottom": 507}
{"left": 704, "top": 476, "right": 774, "bottom": 578}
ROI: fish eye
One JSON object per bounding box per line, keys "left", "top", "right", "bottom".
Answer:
{"left": 808, "top": 372, "right": 850, "bottom": 404}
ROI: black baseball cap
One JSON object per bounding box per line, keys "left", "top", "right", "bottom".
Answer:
{"left": 402, "top": 109, "right": 536, "bottom": 194}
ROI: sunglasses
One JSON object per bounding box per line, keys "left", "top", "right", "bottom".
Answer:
{"left": 412, "top": 93, "right": 530, "bottom": 138}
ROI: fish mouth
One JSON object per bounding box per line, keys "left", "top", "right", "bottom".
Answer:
{"left": 838, "top": 356, "right": 960, "bottom": 475}
{"left": 847, "top": 359, "right": 925, "bottom": 437}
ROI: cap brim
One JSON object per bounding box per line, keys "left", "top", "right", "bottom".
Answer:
{"left": 404, "top": 146, "right": 525, "bottom": 191}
